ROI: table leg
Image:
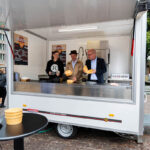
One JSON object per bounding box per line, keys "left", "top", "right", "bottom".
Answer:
{"left": 14, "top": 138, "right": 24, "bottom": 150}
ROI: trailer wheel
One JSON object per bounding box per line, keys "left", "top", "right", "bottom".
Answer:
{"left": 55, "top": 124, "right": 78, "bottom": 139}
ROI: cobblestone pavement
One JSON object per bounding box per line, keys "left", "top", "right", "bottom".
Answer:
{"left": 0, "top": 125, "right": 150, "bottom": 150}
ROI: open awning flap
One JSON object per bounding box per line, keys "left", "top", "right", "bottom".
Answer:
{"left": 1, "top": 0, "right": 138, "bottom": 30}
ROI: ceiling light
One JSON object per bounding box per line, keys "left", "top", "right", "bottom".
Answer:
{"left": 58, "top": 26, "right": 98, "bottom": 32}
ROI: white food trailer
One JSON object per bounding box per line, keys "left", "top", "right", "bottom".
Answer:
{"left": 0, "top": 0, "right": 150, "bottom": 142}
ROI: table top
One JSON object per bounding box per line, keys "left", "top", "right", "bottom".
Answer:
{"left": 14, "top": 81, "right": 132, "bottom": 100}
{"left": 0, "top": 113, "right": 48, "bottom": 141}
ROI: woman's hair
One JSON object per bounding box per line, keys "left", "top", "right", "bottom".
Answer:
{"left": 52, "top": 50, "right": 59, "bottom": 55}
{"left": 52, "top": 50, "right": 59, "bottom": 60}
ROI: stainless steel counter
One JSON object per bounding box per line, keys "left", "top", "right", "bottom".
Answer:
{"left": 14, "top": 81, "right": 132, "bottom": 100}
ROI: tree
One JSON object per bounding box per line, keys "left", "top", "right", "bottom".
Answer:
{"left": 146, "top": 12, "right": 150, "bottom": 60}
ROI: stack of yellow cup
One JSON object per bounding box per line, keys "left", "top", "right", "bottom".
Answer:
{"left": 5, "top": 108, "right": 23, "bottom": 125}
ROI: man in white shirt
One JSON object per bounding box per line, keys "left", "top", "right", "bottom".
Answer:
{"left": 85, "top": 49, "right": 106, "bottom": 83}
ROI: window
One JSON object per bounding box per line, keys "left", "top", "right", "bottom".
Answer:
{"left": 13, "top": 20, "right": 133, "bottom": 102}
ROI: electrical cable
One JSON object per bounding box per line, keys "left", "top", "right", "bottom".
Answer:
{"left": 131, "top": 18, "right": 136, "bottom": 56}
{"left": 4, "top": 30, "right": 15, "bottom": 59}
{"left": 78, "top": 47, "right": 84, "bottom": 61}
{"left": 38, "top": 127, "right": 53, "bottom": 134}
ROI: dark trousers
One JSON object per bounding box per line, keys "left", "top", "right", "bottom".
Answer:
{"left": 0, "top": 87, "right": 6, "bottom": 105}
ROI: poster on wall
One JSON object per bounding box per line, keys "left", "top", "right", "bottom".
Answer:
{"left": 14, "top": 33, "right": 28, "bottom": 65}
{"left": 52, "top": 44, "right": 66, "bottom": 66}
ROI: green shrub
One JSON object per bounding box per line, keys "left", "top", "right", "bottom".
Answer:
{"left": 147, "top": 12, "right": 150, "bottom": 62}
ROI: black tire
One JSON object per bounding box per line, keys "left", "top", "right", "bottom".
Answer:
{"left": 55, "top": 123, "right": 78, "bottom": 139}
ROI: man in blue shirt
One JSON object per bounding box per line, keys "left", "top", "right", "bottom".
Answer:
{"left": 85, "top": 49, "right": 106, "bottom": 83}
{"left": 0, "top": 68, "right": 6, "bottom": 108}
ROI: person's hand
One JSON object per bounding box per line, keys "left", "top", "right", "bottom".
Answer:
{"left": 49, "top": 71, "right": 52, "bottom": 75}
{"left": 83, "top": 65, "right": 88, "bottom": 73}
{"left": 72, "top": 76, "right": 77, "bottom": 82}
{"left": 56, "top": 71, "right": 60, "bottom": 77}
{"left": 92, "top": 69, "right": 96, "bottom": 74}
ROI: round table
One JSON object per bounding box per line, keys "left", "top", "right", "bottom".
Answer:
{"left": 0, "top": 113, "right": 48, "bottom": 150}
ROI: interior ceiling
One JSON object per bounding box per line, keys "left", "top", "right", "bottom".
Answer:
{"left": 27, "top": 19, "right": 133, "bottom": 41}
{"left": 6, "top": 0, "right": 137, "bottom": 30}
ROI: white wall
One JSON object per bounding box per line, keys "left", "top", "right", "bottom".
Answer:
{"left": 14, "top": 33, "right": 131, "bottom": 79}
{"left": 14, "top": 31, "right": 47, "bottom": 80}
{"left": 49, "top": 36, "right": 132, "bottom": 76}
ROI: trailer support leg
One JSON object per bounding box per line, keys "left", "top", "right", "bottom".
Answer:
{"left": 137, "top": 135, "right": 143, "bottom": 144}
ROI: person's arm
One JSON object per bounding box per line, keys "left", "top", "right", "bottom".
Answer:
{"left": 3, "top": 74, "right": 6, "bottom": 86}
{"left": 0, "top": 74, "right": 6, "bottom": 87}
{"left": 46, "top": 61, "right": 52, "bottom": 75}
{"left": 96, "top": 59, "right": 107, "bottom": 75}
{"left": 66, "top": 62, "right": 70, "bottom": 71}
{"left": 76, "top": 62, "right": 83, "bottom": 80}
{"left": 85, "top": 60, "right": 91, "bottom": 70}
{"left": 60, "top": 61, "right": 64, "bottom": 77}
{"left": 84, "top": 60, "right": 91, "bottom": 80}
{"left": 85, "top": 60, "right": 88, "bottom": 68}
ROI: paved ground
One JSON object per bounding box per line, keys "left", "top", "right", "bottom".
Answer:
{"left": 0, "top": 95, "right": 150, "bottom": 150}
{"left": 0, "top": 125, "right": 150, "bottom": 150}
